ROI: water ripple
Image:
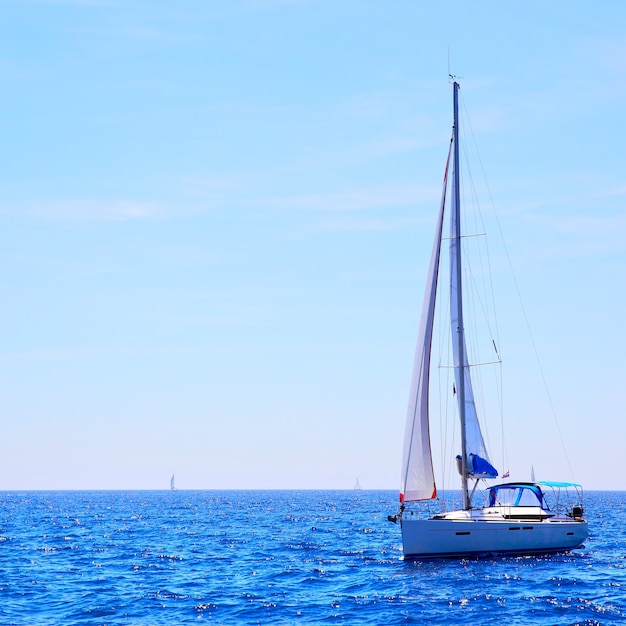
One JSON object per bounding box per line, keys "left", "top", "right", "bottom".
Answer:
{"left": 0, "top": 490, "right": 623, "bottom": 624}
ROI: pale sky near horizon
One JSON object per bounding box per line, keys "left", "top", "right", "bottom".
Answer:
{"left": 1, "top": 1, "right": 625, "bottom": 491}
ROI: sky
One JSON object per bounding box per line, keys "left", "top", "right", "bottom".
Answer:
{"left": 0, "top": 0, "right": 625, "bottom": 491}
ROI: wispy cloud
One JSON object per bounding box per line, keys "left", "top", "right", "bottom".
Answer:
{"left": 501, "top": 199, "right": 626, "bottom": 263}
{"left": 308, "top": 215, "right": 427, "bottom": 234}
{"left": 4, "top": 199, "right": 160, "bottom": 221}
{"left": 244, "top": 0, "right": 310, "bottom": 9}
{"left": 264, "top": 184, "right": 441, "bottom": 234}
{"left": 7, "top": 344, "right": 198, "bottom": 361}
{"left": 585, "top": 39, "right": 626, "bottom": 80}
{"left": 6, "top": 0, "right": 119, "bottom": 5}
{"left": 272, "top": 184, "right": 438, "bottom": 213}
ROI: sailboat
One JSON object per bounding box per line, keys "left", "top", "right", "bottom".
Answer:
{"left": 390, "top": 80, "right": 588, "bottom": 558}
{"left": 170, "top": 473, "right": 177, "bottom": 491}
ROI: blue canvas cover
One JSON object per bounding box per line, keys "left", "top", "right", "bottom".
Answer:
{"left": 469, "top": 453, "right": 498, "bottom": 478}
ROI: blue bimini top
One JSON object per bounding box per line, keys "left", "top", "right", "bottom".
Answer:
{"left": 488, "top": 483, "right": 546, "bottom": 508}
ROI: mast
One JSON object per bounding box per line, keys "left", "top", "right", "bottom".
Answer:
{"left": 451, "top": 80, "right": 470, "bottom": 510}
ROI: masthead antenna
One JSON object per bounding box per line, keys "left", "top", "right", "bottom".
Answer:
{"left": 447, "top": 48, "right": 463, "bottom": 83}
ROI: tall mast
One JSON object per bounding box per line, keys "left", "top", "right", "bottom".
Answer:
{"left": 452, "top": 80, "right": 470, "bottom": 510}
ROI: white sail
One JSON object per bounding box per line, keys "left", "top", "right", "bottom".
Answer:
{"left": 448, "top": 167, "right": 496, "bottom": 478}
{"left": 400, "top": 145, "right": 451, "bottom": 503}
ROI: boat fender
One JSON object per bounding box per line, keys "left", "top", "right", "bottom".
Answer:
{"left": 387, "top": 514, "right": 399, "bottom": 524}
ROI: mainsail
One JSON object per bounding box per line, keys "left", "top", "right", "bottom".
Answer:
{"left": 449, "top": 151, "right": 497, "bottom": 480}
{"left": 399, "top": 145, "right": 451, "bottom": 503}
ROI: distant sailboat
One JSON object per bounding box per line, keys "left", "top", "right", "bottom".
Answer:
{"left": 390, "top": 80, "right": 588, "bottom": 558}
{"left": 354, "top": 477, "right": 362, "bottom": 490}
{"left": 170, "top": 473, "right": 177, "bottom": 491}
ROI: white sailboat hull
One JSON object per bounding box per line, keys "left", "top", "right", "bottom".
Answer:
{"left": 400, "top": 515, "right": 588, "bottom": 558}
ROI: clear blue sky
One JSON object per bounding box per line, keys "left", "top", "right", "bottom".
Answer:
{"left": 1, "top": 1, "right": 624, "bottom": 490}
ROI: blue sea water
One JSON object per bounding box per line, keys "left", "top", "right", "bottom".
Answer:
{"left": 0, "top": 490, "right": 623, "bottom": 625}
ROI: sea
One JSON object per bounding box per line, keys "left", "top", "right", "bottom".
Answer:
{"left": 0, "top": 490, "right": 623, "bottom": 625}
